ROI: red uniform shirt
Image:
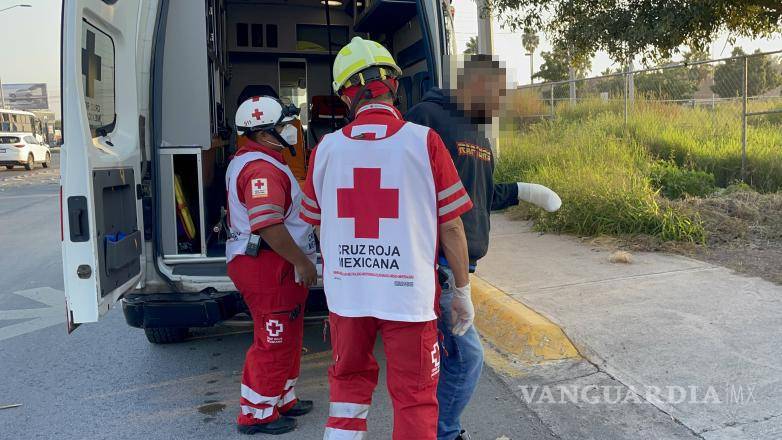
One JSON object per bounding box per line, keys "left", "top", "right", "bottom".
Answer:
{"left": 301, "top": 102, "right": 472, "bottom": 225}
{"left": 235, "top": 138, "right": 292, "bottom": 232}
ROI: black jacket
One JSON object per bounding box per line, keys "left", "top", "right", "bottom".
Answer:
{"left": 405, "top": 88, "right": 518, "bottom": 264}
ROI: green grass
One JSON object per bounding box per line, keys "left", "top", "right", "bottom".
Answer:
{"left": 557, "top": 99, "right": 782, "bottom": 192}
{"left": 497, "top": 116, "right": 706, "bottom": 242}
{"left": 498, "top": 98, "right": 782, "bottom": 241}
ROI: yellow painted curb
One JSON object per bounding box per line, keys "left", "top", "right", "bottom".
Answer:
{"left": 471, "top": 275, "right": 580, "bottom": 363}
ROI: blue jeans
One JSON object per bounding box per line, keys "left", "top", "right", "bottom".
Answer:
{"left": 437, "top": 267, "right": 484, "bottom": 440}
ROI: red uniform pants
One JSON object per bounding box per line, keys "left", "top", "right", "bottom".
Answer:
{"left": 325, "top": 312, "right": 440, "bottom": 440}
{"left": 227, "top": 251, "right": 308, "bottom": 426}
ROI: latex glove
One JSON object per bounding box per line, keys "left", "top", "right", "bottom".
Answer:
{"left": 517, "top": 182, "right": 562, "bottom": 212}
{"left": 451, "top": 283, "right": 475, "bottom": 336}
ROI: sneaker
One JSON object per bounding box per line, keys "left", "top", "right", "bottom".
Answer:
{"left": 455, "top": 430, "right": 472, "bottom": 440}
{"left": 237, "top": 416, "right": 297, "bottom": 435}
{"left": 280, "top": 399, "right": 314, "bottom": 417}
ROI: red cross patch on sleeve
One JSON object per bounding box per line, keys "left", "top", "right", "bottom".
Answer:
{"left": 251, "top": 178, "right": 268, "bottom": 198}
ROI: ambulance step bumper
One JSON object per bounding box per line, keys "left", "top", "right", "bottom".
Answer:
{"left": 122, "top": 290, "right": 242, "bottom": 329}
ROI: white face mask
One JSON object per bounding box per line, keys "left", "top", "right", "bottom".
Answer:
{"left": 280, "top": 124, "right": 298, "bottom": 145}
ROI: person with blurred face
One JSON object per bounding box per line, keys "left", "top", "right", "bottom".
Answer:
{"left": 405, "top": 54, "right": 562, "bottom": 440}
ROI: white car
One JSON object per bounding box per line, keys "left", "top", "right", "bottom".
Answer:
{"left": 0, "top": 133, "right": 51, "bottom": 170}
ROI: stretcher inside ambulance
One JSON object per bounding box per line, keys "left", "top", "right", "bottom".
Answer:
{"left": 60, "top": 0, "right": 457, "bottom": 343}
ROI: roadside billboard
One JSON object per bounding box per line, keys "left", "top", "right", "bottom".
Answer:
{"left": 1, "top": 83, "right": 49, "bottom": 111}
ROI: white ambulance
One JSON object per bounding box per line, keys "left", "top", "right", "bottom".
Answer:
{"left": 60, "top": 0, "right": 457, "bottom": 343}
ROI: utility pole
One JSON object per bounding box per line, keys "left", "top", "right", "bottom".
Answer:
{"left": 475, "top": 0, "right": 498, "bottom": 155}
{"left": 476, "top": 0, "right": 494, "bottom": 55}
{"left": 0, "top": 76, "right": 5, "bottom": 109}
{"left": 528, "top": 53, "right": 534, "bottom": 84}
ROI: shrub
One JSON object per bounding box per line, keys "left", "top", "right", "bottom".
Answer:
{"left": 649, "top": 162, "right": 716, "bottom": 199}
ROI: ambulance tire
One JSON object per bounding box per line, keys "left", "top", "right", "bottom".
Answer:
{"left": 144, "top": 327, "right": 189, "bottom": 344}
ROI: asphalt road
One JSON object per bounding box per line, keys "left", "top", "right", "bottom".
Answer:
{"left": 0, "top": 158, "right": 557, "bottom": 440}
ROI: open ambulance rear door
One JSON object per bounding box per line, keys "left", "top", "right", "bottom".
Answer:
{"left": 61, "top": 0, "right": 155, "bottom": 331}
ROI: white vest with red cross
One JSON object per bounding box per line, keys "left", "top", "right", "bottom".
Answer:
{"left": 310, "top": 121, "right": 440, "bottom": 322}
{"left": 225, "top": 151, "right": 316, "bottom": 263}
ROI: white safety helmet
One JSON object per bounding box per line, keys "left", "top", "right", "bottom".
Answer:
{"left": 235, "top": 95, "right": 300, "bottom": 154}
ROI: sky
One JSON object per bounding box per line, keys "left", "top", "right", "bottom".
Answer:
{"left": 0, "top": 0, "right": 779, "bottom": 119}
{"left": 0, "top": 0, "right": 61, "bottom": 116}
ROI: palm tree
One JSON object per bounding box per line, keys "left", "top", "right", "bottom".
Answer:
{"left": 464, "top": 36, "right": 479, "bottom": 55}
{"left": 522, "top": 29, "right": 540, "bottom": 84}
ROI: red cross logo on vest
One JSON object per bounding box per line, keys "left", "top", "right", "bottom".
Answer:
{"left": 252, "top": 108, "right": 264, "bottom": 120}
{"left": 337, "top": 168, "right": 399, "bottom": 239}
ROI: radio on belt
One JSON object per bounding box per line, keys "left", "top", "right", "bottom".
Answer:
{"left": 245, "top": 233, "right": 262, "bottom": 257}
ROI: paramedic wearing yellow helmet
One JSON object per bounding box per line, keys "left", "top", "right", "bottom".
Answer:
{"left": 301, "top": 37, "right": 473, "bottom": 440}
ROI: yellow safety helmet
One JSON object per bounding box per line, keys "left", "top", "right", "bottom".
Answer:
{"left": 332, "top": 36, "right": 402, "bottom": 93}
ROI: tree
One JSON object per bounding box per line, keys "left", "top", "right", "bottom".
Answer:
{"left": 521, "top": 28, "right": 539, "bottom": 55}
{"left": 522, "top": 28, "right": 540, "bottom": 84}
{"left": 532, "top": 43, "right": 591, "bottom": 82}
{"left": 682, "top": 48, "right": 713, "bottom": 85}
{"left": 595, "top": 60, "right": 701, "bottom": 100}
{"left": 712, "top": 47, "right": 782, "bottom": 98}
{"left": 464, "top": 36, "right": 478, "bottom": 55}
{"left": 634, "top": 67, "right": 699, "bottom": 100}
{"left": 486, "top": 0, "right": 782, "bottom": 63}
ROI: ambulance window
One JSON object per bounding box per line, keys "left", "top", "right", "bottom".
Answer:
{"left": 81, "top": 21, "right": 116, "bottom": 137}
{"left": 266, "top": 24, "right": 278, "bottom": 48}
{"left": 236, "top": 23, "right": 249, "bottom": 47}
{"left": 251, "top": 24, "right": 263, "bottom": 47}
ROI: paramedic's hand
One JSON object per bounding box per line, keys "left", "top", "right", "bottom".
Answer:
{"left": 451, "top": 283, "right": 475, "bottom": 336}
{"left": 517, "top": 182, "right": 562, "bottom": 212}
{"left": 295, "top": 259, "right": 318, "bottom": 287}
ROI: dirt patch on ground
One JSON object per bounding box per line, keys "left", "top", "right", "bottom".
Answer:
{"left": 508, "top": 188, "right": 782, "bottom": 284}
{"left": 675, "top": 189, "right": 782, "bottom": 284}
{"left": 597, "top": 190, "right": 782, "bottom": 284}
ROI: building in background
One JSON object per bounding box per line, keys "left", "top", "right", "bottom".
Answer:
{"left": 31, "top": 110, "right": 57, "bottom": 145}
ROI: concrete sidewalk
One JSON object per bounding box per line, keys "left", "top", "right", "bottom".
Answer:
{"left": 477, "top": 213, "right": 782, "bottom": 440}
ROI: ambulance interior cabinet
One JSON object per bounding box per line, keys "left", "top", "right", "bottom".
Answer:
{"left": 160, "top": 148, "right": 207, "bottom": 258}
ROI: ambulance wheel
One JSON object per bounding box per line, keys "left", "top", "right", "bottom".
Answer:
{"left": 42, "top": 153, "right": 51, "bottom": 168}
{"left": 24, "top": 154, "right": 34, "bottom": 170}
{"left": 144, "top": 327, "right": 189, "bottom": 344}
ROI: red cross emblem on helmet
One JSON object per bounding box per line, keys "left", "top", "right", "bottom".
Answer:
{"left": 235, "top": 96, "right": 295, "bottom": 134}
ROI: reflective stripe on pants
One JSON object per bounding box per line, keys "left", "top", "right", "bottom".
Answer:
{"left": 324, "top": 427, "right": 369, "bottom": 440}
{"left": 325, "top": 312, "right": 440, "bottom": 440}
{"left": 228, "top": 252, "right": 308, "bottom": 425}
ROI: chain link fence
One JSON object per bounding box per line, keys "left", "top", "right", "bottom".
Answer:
{"left": 510, "top": 50, "right": 782, "bottom": 190}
